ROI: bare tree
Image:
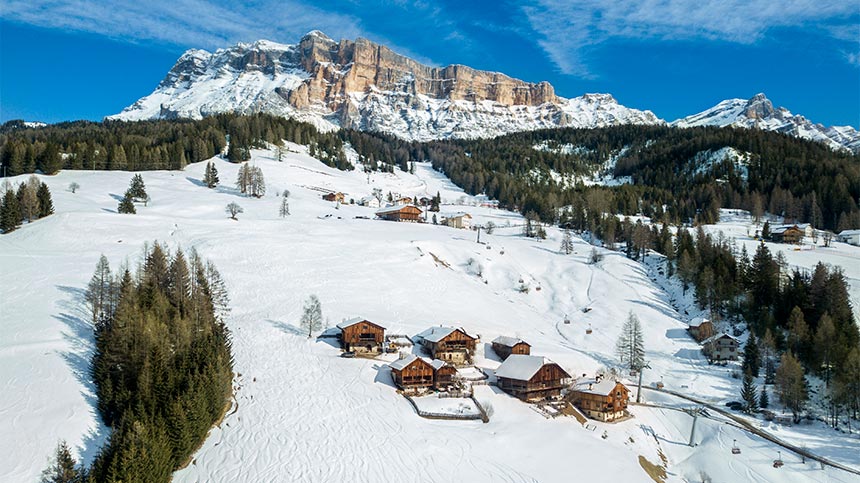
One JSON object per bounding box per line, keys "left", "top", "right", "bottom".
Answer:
{"left": 300, "top": 295, "right": 323, "bottom": 338}
{"left": 225, "top": 202, "right": 243, "bottom": 220}
{"left": 68, "top": 182, "right": 80, "bottom": 193}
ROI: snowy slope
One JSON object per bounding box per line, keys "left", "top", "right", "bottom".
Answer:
{"left": 672, "top": 94, "right": 860, "bottom": 153}
{"left": 1, "top": 151, "right": 859, "bottom": 482}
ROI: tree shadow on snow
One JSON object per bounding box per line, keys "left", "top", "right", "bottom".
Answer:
{"left": 54, "top": 285, "right": 108, "bottom": 466}
{"left": 266, "top": 319, "right": 308, "bottom": 338}
{"left": 185, "top": 176, "right": 206, "bottom": 188}
{"left": 108, "top": 193, "right": 124, "bottom": 202}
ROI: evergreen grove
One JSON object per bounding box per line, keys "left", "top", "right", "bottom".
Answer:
{"left": 45, "top": 244, "right": 234, "bottom": 482}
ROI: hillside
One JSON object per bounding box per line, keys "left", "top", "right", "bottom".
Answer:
{"left": 1, "top": 145, "right": 858, "bottom": 482}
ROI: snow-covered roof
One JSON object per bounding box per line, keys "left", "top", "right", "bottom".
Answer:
{"left": 492, "top": 336, "right": 528, "bottom": 347}
{"left": 688, "top": 318, "right": 710, "bottom": 328}
{"left": 575, "top": 378, "right": 623, "bottom": 396}
{"left": 336, "top": 317, "right": 384, "bottom": 330}
{"left": 430, "top": 359, "right": 449, "bottom": 370}
{"left": 389, "top": 354, "right": 425, "bottom": 371}
{"left": 415, "top": 326, "right": 472, "bottom": 343}
{"left": 494, "top": 355, "right": 556, "bottom": 381}
{"left": 440, "top": 212, "right": 471, "bottom": 219}
{"left": 376, "top": 204, "right": 420, "bottom": 215}
{"left": 701, "top": 333, "right": 739, "bottom": 345}
{"left": 838, "top": 229, "right": 860, "bottom": 236}
{"left": 770, "top": 224, "right": 807, "bottom": 235}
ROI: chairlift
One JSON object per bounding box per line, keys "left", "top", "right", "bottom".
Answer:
{"left": 731, "top": 440, "right": 741, "bottom": 455}
{"left": 563, "top": 314, "right": 571, "bottom": 325}
{"left": 586, "top": 324, "right": 593, "bottom": 335}
{"left": 773, "top": 451, "right": 784, "bottom": 468}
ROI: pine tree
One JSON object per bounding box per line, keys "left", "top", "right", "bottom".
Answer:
{"left": 742, "top": 331, "right": 760, "bottom": 377}
{"left": 560, "top": 228, "right": 574, "bottom": 254}
{"left": 616, "top": 311, "right": 646, "bottom": 372}
{"left": 300, "top": 295, "right": 323, "bottom": 338}
{"left": 40, "top": 440, "right": 80, "bottom": 483}
{"left": 118, "top": 192, "right": 136, "bottom": 214}
{"left": 1, "top": 189, "right": 22, "bottom": 233}
{"left": 741, "top": 371, "right": 759, "bottom": 413}
{"left": 127, "top": 174, "right": 147, "bottom": 201}
{"left": 761, "top": 221, "right": 771, "bottom": 239}
{"left": 759, "top": 386, "right": 769, "bottom": 409}
{"left": 37, "top": 182, "right": 54, "bottom": 218}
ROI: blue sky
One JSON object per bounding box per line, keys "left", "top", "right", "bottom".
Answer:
{"left": 2, "top": 0, "right": 858, "bottom": 127}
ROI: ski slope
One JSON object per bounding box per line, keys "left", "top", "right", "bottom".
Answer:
{"left": 1, "top": 145, "right": 858, "bottom": 482}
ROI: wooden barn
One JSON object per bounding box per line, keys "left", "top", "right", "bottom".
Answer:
{"left": 322, "top": 192, "right": 345, "bottom": 203}
{"left": 494, "top": 355, "right": 571, "bottom": 401}
{"left": 375, "top": 204, "right": 423, "bottom": 222}
{"left": 431, "top": 359, "right": 457, "bottom": 389}
{"left": 491, "top": 336, "right": 531, "bottom": 360}
{"left": 389, "top": 354, "right": 435, "bottom": 391}
{"left": 337, "top": 318, "right": 386, "bottom": 354}
{"left": 415, "top": 326, "right": 477, "bottom": 366}
{"left": 571, "top": 377, "right": 630, "bottom": 422}
{"left": 687, "top": 318, "right": 714, "bottom": 342}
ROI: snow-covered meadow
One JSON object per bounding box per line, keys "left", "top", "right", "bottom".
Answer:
{"left": 1, "top": 145, "right": 858, "bottom": 482}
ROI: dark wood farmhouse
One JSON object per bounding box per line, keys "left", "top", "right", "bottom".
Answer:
{"left": 415, "top": 326, "right": 477, "bottom": 366}
{"left": 322, "top": 192, "right": 345, "bottom": 203}
{"left": 571, "top": 377, "right": 630, "bottom": 422}
{"left": 430, "top": 359, "right": 457, "bottom": 389}
{"left": 389, "top": 354, "right": 434, "bottom": 391}
{"left": 491, "top": 336, "right": 531, "bottom": 360}
{"left": 337, "top": 318, "right": 385, "bottom": 354}
{"left": 375, "top": 204, "right": 423, "bottom": 222}
{"left": 687, "top": 318, "right": 714, "bottom": 342}
{"left": 494, "top": 355, "right": 571, "bottom": 401}
{"left": 770, "top": 225, "right": 805, "bottom": 244}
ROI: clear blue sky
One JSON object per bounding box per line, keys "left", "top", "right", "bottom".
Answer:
{"left": 2, "top": 1, "right": 859, "bottom": 127}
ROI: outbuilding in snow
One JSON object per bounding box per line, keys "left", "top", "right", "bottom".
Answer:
{"left": 494, "top": 355, "right": 571, "bottom": 401}
{"left": 322, "top": 192, "right": 345, "bottom": 203}
{"left": 491, "top": 336, "right": 531, "bottom": 360}
{"left": 837, "top": 229, "right": 860, "bottom": 246}
{"left": 687, "top": 317, "right": 714, "bottom": 342}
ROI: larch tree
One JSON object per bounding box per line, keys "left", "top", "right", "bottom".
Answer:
{"left": 616, "top": 311, "right": 645, "bottom": 372}
{"left": 814, "top": 313, "right": 837, "bottom": 385}
{"left": 560, "top": 228, "right": 574, "bottom": 255}
{"left": 775, "top": 352, "right": 807, "bottom": 422}
{"left": 279, "top": 189, "right": 290, "bottom": 217}
{"left": 18, "top": 181, "right": 40, "bottom": 222}
{"left": 86, "top": 255, "right": 112, "bottom": 324}
{"left": 786, "top": 306, "right": 809, "bottom": 358}
{"left": 300, "top": 295, "right": 323, "bottom": 338}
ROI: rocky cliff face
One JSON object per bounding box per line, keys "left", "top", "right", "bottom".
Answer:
{"left": 110, "top": 31, "right": 660, "bottom": 140}
{"left": 672, "top": 94, "right": 860, "bottom": 153}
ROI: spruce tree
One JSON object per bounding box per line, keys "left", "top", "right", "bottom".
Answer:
{"left": 759, "top": 386, "right": 769, "bottom": 409}
{"left": 742, "top": 331, "right": 760, "bottom": 377}
{"left": 560, "top": 228, "right": 574, "bottom": 254}
{"left": 279, "top": 190, "right": 290, "bottom": 217}
{"left": 37, "top": 182, "right": 54, "bottom": 218}
{"left": 741, "top": 370, "right": 759, "bottom": 413}
{"left": 1, "top": 189, "right": 22, "bottom": 233}
{"left": 40, "top": 440, "right": 80, "bottom": 483}
{"left": 127, "top": 174, "right": 147, "bottom": 201}
{"left": 118, "top": 192, "right": 136, "bottom": 214}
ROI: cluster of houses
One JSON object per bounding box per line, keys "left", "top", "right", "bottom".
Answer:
{"left": 687, "top": 317, "right": 740, "bottom": 362}
{"left": 761, "top": 223, "right": 860, "bottom": 247}
{"left": 321, "top": 190, "right": 475, "bottom": 229}
{"left": 331, "top": 319, "right": 630, "bottom": 422}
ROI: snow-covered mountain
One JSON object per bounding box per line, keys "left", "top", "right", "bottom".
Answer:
{"left": 109, "top": 31, "right": 662, "bottom": 141}
{"left": 672, "top": 93, "right": 860, "bottom": 152}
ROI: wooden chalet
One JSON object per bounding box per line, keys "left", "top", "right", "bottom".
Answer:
{"left": 770, "top": 224, "right": 805, "bottom": 244}
{"left": 415, "top": 326, "right": 477, "bottom": 365}
{"left": 397, "top": 196, "right": 414, "bottom": 204}
{"left": 430, "top": 359, "right": 457, "bottom": 389}
{"left": 322, "top": 192, "right": 345, "bottom": 203}
{"left": 495, "top": 355, "right": 571, "bottom": 401}
{"left": 687, "top": 318, "right": 714, "bottom": 342}
{"left": 337, "top": 318, "right": 386, "bottom": 354}
{"left": 375, "top": 204, "right": 423, "bottom": 222}
{"left": 571, "top": 377, "right": 630, "bottom": 422}
{"left": 441, "top": 212, "right": 472, "bottom": 230}
{"left": 389, "top": 354, "right": 434, "bottom": 391}
{"left": 702, "top": 333, "right": 740, "bottom": 361}
{"left": 491, "top": 336, "right": 531, "bottom": 360}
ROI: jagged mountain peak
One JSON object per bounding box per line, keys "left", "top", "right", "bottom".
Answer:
{"left": 672, "top": 94, "right": 859, "bottom": 152}
{"left": 109, "top": 32, "right": 661, "bottom": 140}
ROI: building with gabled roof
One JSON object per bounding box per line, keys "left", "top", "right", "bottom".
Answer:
{"left": 571, "top": 377, "right": 630, "bottom": 422}
{"left": 375, "top": 204, "right": 423, "bottom": 222}
{"left": 837, "top": 229, "right": 860, "bottom": 246}
{"left": 414, "top": 326, "right": 477, "bottom": 366}
{"left": 389, "top": 354, "right": 434, "bottom": 391}
{"left": 441, "top": 212, "right": 472, "bottom": 230}
{"left": 491, "top": 336, "right": 531, "bottom": 360}
{"left": 687, "top": 317, "right": 714, "bottom": 342}
{"left": 494, "top": 355, "right": 571, "bottom": 401}
{"left": 701, "top": 333, "right": 740, "bottom": 361}
{"left": 336, "top": 318, "right": 385, "bottom": 354}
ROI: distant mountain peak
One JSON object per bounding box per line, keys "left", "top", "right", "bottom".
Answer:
{"left": 672, "top": 94, "right": 859, "bottom": 152}
{"left": 108, "top": 32, "right": 661, "bottom": 140}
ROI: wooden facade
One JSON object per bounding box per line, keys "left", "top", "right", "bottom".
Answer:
{"left": 376, "top": 205, "right": 423, "bottom": 222}
{"left": 432, "top": 361, "right": 457, "bottom": 389}
{"left": 687, "top": 319, "right": 714, "bottom": 342}
{"left": 417, "top": 327, "right": 477, "bottom": 366}
{"left": 491, "top": 336, "right": 531, "bottom": 360}
{"left": 338, "top": 318, "right": 386, "bottom": 354}
{"left": 571, "top": 380, "right": 630, "bottom": 422}
{"left": 496, "top": 359, "right": 571, "bottom": 401}
{"left": 390, "top": 356, "right": 434, "bottom": 391}
{"left": 322, "top": 192, "right": 345, "bottom": 203}
{"left": 770, "top": 225, "right": 804, "bottom": 244}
